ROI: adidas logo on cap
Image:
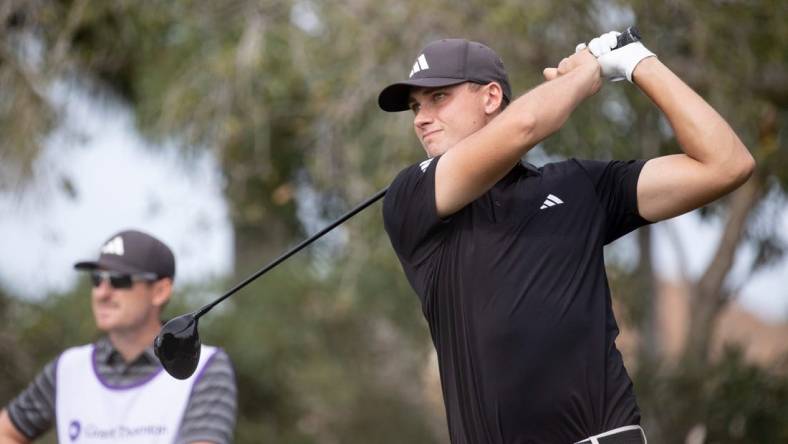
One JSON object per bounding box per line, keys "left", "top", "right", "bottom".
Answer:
{"left": 100, "top": 236, "right": 125, "bottom": 256}
{"left": 409, "top": 54, "right": 430, "bottom": 78}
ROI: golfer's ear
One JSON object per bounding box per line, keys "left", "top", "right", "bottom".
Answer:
{"left": 151, "top": 278, "right": 173, "bottom": 307}
{"left": 484, "top": 82, "right": 504, "bottom": 114}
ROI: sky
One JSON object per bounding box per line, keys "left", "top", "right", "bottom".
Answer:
{"left": 1, "top": 81, "right": 787, "bottom": 323}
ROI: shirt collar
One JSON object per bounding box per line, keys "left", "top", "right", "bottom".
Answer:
{"left": 518, "top": 159, "right": 541, "bottom": 176}
{"left": 496, "top": 160, "right": 540, "bottom": 188}
{"left": 95, "top": 336, "right": 159, "bottom": 366}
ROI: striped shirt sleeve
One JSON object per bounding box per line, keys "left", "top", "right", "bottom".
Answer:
{"left": 175, "top": 349, "right": 237, "bottom": 444}
{"left": 5, "top": 358, "right": 58, "bottom": 439}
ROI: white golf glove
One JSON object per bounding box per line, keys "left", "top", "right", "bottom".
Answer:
{"left": 575, "top": 31, "right": 656, "bottom": 82}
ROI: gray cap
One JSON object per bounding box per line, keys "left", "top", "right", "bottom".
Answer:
{"left": 378, "top": 38, "right": 512, "bottom": 112}
{"left": 74, "top": 229, "right": 176, "bottom": 279}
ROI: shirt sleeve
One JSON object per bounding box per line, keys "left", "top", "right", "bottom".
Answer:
{"left": 175, "top": 349, "right": 237, "bottom": 444}
{"left": 382, "top": 157, "right": 447, "bottom": 266}
{"left": 5, "top": 358, "right": 58, "bottom": 440}
{"left": 576, "top": 159, "right": 652, "bottom": 244}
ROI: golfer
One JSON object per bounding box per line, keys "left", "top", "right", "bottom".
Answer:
{"left": 0, "top": 230, "right": 237, "bottom": 443}
{"left": 378, "top": 31, "right": 754, "bottom": 443}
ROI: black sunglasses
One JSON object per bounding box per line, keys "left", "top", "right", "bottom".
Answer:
{"left": 90, "top": 270, "right": 159, "bottom": 289}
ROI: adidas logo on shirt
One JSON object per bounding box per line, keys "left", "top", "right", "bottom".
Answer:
{"left": 409, "top": 54, "right": 430, "bottom": 78}
{"left": 419, "top": 158, "right": 434, "bottom": 172}
{"left": 539, "top": 194, "right": 564, "bottom": 210}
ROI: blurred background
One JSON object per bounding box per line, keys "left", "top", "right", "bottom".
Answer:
{"left": 1, "top": 0, "right": 786, "bottom": 442}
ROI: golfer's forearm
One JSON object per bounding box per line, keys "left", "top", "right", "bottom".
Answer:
{"left": 634, "top": 58, "right": 754, "bottom": 179}
{"left": 509, "top": 62, "right": 599, "bottom": 147}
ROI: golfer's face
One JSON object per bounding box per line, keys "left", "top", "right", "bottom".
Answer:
{"left": 91, "top": 272, "right": 158, "bottom": 333}
{"left": 409, "top": 83, "right": 488, "bottom": 158}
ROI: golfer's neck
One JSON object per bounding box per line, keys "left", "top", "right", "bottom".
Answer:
{"left": 108, "top": 320, "right": 161, "bottom": 363}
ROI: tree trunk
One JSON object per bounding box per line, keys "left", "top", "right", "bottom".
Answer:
{"left": 635, "top": 225, "right": 661, "bottom": 363}
{"left": 682, "top": 173, "right": 764, "bottom": 367}
{"left": 233, "top": 220, "right": 294, "bottom": 278}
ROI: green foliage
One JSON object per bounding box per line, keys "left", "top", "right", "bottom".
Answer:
{"left": 4, "top": 279, "right": 97, "bottom": 373}
{"left": 635, "top": 347, "right": 788, "bottom": 442}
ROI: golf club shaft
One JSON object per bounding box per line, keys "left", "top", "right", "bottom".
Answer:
{"left": 195, "top": 187, "right": 388, "bottom": 318}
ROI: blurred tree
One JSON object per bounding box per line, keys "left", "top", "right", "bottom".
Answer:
{"left": 0, "top": 287, "right": 35, "bottom": 404}
{"left": 0, "top": 0, "right": 56, "bottom": 189}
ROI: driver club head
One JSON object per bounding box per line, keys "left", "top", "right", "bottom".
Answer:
{"left": 154, "top": 313, "right": 201, "bottom": 380}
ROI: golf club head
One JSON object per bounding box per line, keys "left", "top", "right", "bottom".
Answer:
{"left": 154, "top": 313, "right": 201, "bottom": 380}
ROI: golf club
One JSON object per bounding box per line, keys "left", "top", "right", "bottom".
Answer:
{"left": 154, "top": 26, "right": 642, "bottom": 380}
{"left": 616, "top": 26, "right": 640, "bottom": 50}
{"left": 154, "top": 187, "right": 387, "bottom": 379}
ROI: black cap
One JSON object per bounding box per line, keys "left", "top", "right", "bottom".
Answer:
{"left": 74, "top": 230, "right": 176, "bottom": 279}
{"left": 378, "top": 38, "right": 512, "bottom": 112}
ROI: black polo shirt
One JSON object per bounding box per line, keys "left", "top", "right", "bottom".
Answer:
{"left": 383, "top": 156, "right": 650, "bottom": 443}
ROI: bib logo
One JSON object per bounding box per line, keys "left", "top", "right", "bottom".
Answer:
{"left": 68, "top": 423, "right": 168, "bottom": 441}
{"left": 68, "top": 420, "right": 81, "bottom": 442}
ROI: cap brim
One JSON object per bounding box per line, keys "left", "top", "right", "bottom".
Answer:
{"left": 74, "top": 257, "right": 146, "bottom": 275}
{"left": 378, "top": 77, "right": 467, "bottom": 112}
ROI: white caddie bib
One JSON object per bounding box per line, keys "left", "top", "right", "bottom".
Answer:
{"left": 55, "top": 343, "right": 217, "bottom": 444}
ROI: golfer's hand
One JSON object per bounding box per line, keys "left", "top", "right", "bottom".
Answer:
{"left": 542, "top": 49, "right": 602, "bottom": 96}
{"left": 579, "top": 30, "right": 656, "bottom": 82}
